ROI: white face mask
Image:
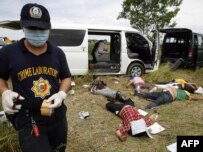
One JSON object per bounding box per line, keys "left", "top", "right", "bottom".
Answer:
{"left": 24, "top": 28, "right": 49, "bottom": 47}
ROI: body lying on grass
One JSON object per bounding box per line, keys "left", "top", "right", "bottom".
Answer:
{"left": 155, "top": 78, "right": 198, "bottom": 93}
{"left": 126, "top": 76, "right": 154, "bottom": 93}
{"left": 90, "top": 79, "right": 126, "bottom": 102}
{"left": 136, "top": 86, "right": 192, "bottom": 109}
{"left": 106, "top": 98, "right": 158, "bottom": 142}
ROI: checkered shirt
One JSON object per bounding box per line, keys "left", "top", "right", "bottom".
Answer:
{"left": 118, "top": 106, "right": 153, "bottom": 136}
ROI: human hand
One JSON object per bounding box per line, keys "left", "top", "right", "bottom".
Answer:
{"left": 116, "top": 130, "right": 127, "bottom": 142}
{"left": 46, "top": 91, "right": 67, "bottom": 108}
{"left": 2, "top": 90, "right": 25, "bottom": 114}
{"left": 140, "top": 105, "right": 146, "bottom": 110}
{"left": 149, "top": 110, "right": 159, "bottom": 121}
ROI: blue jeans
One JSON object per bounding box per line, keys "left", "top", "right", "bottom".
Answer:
{"left": 145, "top": 91, "right": 173, "bottom": 109}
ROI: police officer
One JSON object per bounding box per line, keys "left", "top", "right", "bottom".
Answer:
{"left": 0, "top": 3, "right": 71, "bottom": 152}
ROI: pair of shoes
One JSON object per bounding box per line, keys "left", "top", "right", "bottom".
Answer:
{"left": 116, "top": 91, "right": 126, "bottom": 102}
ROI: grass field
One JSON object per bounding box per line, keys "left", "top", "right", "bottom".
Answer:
{"left": 1, "top": 65, "right": 203, "bottom": 152}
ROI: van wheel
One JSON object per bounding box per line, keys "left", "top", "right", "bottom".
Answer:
{"left": 127, "top": 63, "right": 144, "bottom": 77}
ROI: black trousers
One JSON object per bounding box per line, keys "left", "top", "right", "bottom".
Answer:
{"left": 106, "top": 99, "right": 135, "bottom": 115}
{"left": 14, "top": 107, "right": 68, "bottom": 152}
{"left": 17, "top": 115, "right": 67, "bottom": 152}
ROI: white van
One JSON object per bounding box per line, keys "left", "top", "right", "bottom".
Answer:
{"left": 0, "top": 21, "right": 160, "bottom": 76}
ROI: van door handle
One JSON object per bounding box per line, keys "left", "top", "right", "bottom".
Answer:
{"left": 82, "top": 47, "right": 86, "bottom": 52}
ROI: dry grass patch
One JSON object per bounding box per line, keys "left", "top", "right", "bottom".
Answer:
{"left": 66, "top": 67, "right": 203, "bottom": 152}
{"left": 1, "top": 66, "right": 203, "bottom": 152}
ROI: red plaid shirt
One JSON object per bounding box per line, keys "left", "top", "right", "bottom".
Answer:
{"left": 118, "top": 106, "right": 153, "bottom": 136}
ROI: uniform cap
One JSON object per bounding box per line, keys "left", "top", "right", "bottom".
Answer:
{"left": 20, "top": 3, "right": 51, "bottom": 29}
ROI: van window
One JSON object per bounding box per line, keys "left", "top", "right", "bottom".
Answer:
{"left": 165, "top": 37, "right": 177, "bottom": 43}
{"left": 88, "top": 32, "right": 121, "bottom": 64}
{"left": 126, "top": 32, "right": 152, "bottom": 64}
{"left": 89, "top": 35, "right": 111, "bottom": 53}
{"left": 197, "top": 36, "right": 203, "bottom": 49}
{"left": 49, "top": 29, "right": 86, "bottom": 46}
{"left": 126, "top": 33, "right": 148, "bottom": 52}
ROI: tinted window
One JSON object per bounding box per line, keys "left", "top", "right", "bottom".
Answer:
{"left": 126, "top": 32, "right": 152, "bottom": 63}
{"left": 166, "top": 37, "right": 177, "bottom": 43}
{"left": 197, "top": 35, "right": 203, "bottom": 49}
{"left": 49, "top": 29, "right": 86, "bottom": 46}
{"left": 126, "top": 33, "right": 148, "bottom": 47}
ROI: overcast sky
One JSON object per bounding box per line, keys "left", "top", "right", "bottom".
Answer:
{"left": 0, "top": 0, "right": 203, "bottom": 33}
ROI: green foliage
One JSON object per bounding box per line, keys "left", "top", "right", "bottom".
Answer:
{"left": 192, "top": 67, "right": 203, "bottom": 86}
{"left": 145, "top": 63, "right": 174, "bottom": 83}
{"left": 0, "top": 98, "right": 20, "bottom": 152}
{"left": 118, "top": 0, "right": 183, "bottom": 37}
{"left": 0, "top": 122, "right": 20, "bottom": 152}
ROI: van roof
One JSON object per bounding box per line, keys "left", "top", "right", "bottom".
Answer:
{"left": 159, "top": 28, "right": 192, "bottom": 33}
{"left": 0, "top": 20, "right": 139, "bottom": 33}
{"left": 53, "top": 23, "right": 139, "bottom": 32}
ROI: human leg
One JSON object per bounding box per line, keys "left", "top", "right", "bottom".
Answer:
{"left": 115, "top": 91, "right": 126, "bottom": 102}
{"left": 48, "top": 116, "right": 68, "bottom": 152}
{"left": 123, "top": 98, "right": 135, "bottom": 106}
{"left": 18, "top": 125, "right": 52, "bottom": 152}
{"left": 145, "top": 92, "right": 173, "bottom": 109}
{"left": 145, "top": 92, "right": 163, "bottom": 100}
{"left": 15, "top": 112, "right": 51, "bottom": 152}
{"left": 136, "top": 92, "right": 162, "bottom": 100}
{"left": 93, "top": 87, "right": 117, "bottom": 99}
{"left": 106, "top": 101, "right": 125, "bottom": 115}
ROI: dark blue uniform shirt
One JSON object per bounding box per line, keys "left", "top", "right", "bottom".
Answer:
{"left": 0, "top": 39, "right": 71, "bottom": 123}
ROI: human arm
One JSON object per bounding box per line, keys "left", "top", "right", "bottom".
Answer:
{"left": 116, "top": 130, "right": 127, "bottom": 142}
{"left": 46, "top": 47, "right": 72, "bottom": 108}
{"left": 0, "top": 78, "right": 9, "bottom": 95}
{"left": 46, "top": 77, "right": 71, "bottom": 108}
{"left": 0, "top": 78, "right": 24, "bottom": 114}
{"left": 126, "top": 80, "right": 133, "bottom": 88}
{"left": 59, "top": 77, "right": 71, "bottom": 93}
{"left": 145, "top": 112, "right": 159, "bottom": 126}
{"left": 116, "top": 123, "right": 131, "bottom": 142}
